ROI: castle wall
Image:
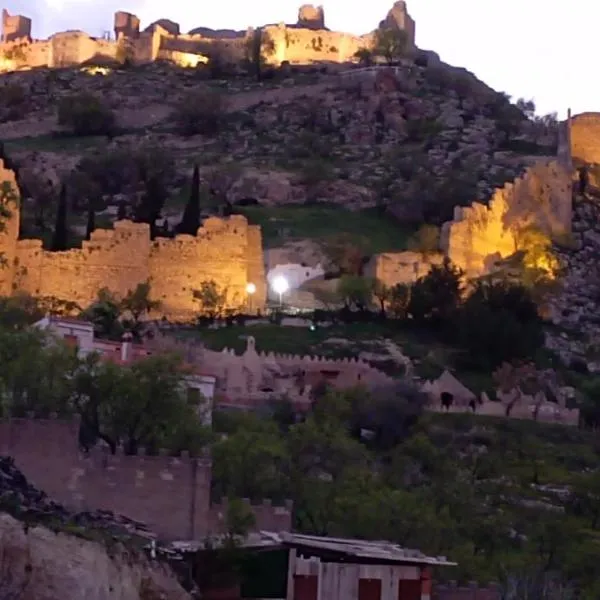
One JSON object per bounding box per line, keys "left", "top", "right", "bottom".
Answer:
{"left": 149, "top": 216, "right": 255, "bottom": 320}
{"left": 367, "top": 251, "right": 443, "bottom": 288}
{"left": 48, "top": 32, "right": 117, "bottom": 67}
{"left": 265, "top": 24, "right": 368, "bottom": 65}
{"left": 440, "top": 160, "right": 572, "bottom": 277}
{"left": 15, "top": 221, "right": 151, "bottom": 310}
{"left": 6, "top": 211, "right": 263, "bottom": 319}
{"left": 0, "top": 416, "right": 292, "bottom": 540}
{"left": 570, "top": 112, "right": 600, "bottom": 165}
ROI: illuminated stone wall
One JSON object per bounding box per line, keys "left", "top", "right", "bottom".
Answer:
{"left": 0, "top": 163, "right": 264, "bottom": 318}
{"left": 11, "top": 217, "right": 264, "bottom": 320}
{"left": 440, "top": 160, "right": 572, "bottom": 277}
{"left": 570, "top": 112, "right": 600, "bottom": 165}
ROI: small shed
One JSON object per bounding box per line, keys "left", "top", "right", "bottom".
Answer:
{"left": 282, "top": 533, "right": 455, "bottom": 600}
{"left": 167, "top": 531, "right": 456, "bottom": 600}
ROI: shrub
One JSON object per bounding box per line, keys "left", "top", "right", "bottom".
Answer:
{"left": 57, "top": 92, "right": 115, "bottom": 136}
{"left": 173, "top": 88, "right": 227, "bottom": 136}
{"left": 0, "top": 83, "right": 27, "bottom": 121}
{"left": 454, "top": 280, "right": 543, "bottom": 370}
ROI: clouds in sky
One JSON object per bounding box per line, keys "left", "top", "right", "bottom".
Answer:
{"left": 3, "top": 0, "right": 594, "bottom": 117}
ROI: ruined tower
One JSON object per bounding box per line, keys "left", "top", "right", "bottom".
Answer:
{"left": 1, "top": 9, "right": 32, "bottom": 42}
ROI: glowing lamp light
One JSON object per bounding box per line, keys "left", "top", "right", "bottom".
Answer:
{"left": 271, "top": 275, "right": 289, "bottom": 307}
{"left": 271, "top": 276, "right": 289, "bottom": 295}
{"left": 246, "top": 282, "right": 257, "bottom": 295}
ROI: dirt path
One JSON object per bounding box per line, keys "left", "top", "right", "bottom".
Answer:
{"left": 0, "top": 81, "right": 335, "bottom": 141}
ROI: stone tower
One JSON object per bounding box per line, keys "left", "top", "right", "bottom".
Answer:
{"left": 297, "top": 5, "right": 326, "bottom": 30}
{"left": 0, "top": 160, "right": 20, "bottom": 296}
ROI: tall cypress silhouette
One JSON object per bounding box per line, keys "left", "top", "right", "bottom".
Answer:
{"left": 177, "top": 165, "right": 201, "bottom": 235}
{"left": 51, "top": 184, "right": 69, "bottom": 251}
{"left": 85, "top": 199, "right": 96, "bottom": 240}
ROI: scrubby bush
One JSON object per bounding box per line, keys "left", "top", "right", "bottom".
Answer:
{"left": 0, "top": 82, "right": 27, "bottom": 121}
{"left": 57, "top": 92, "right": 116, "bottom": 136}
{"left": 173, "top": 88, "right": 228, "bottom": 136}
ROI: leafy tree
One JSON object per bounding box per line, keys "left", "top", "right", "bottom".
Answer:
{"left": 337, "top": 275, "right": 373, "bottom": 311}
{"left": 388, "top": 283, "right": 411, "bottom": 318}
{"left": 81, "top": 288, "right": 124, "bottom": 340}
{"left": 212, "top": 412, "right": 287, "bottom": 499}
{"left": 0, "top": 293, "right": 45, "bottom": 330}
{"left": 454, "top": 280, "right": 543, "bottom": 369}
{"left": 353, "top": 48, "right": 373, "bottom": 66}
{"left": 373, "top": 27, "right": 409, "bottom": 64}
{"left": 193, "top": 280, "right": 228, "bottom": 320}
{"left": 0, "top": 328, "right": 78, "bottom": 417}
{"left": 50, "top": 184, "right": 69, "bottom": 252}
{"left": 408, "top": 258, "right": 463, "bottom": 325}
{"left": 177, "top": 165, "right": 201, "bottom": 235}
{"left": 372, "top": 279, "right": 390, "bottom": 315}
{"left": 120, "top": 281, "right": 160, "bottom": 336}
{"left": 74, "top": 353, "right": 205, "bottom": 455}
{"left": 57, "top": 92, "right": 115, "bottom": 136}
{"left": 244, "top": 27, "right": 275, "bottom": 81}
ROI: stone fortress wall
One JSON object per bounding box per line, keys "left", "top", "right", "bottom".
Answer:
{"left": 0, "top": 160, "right": 267, "bottom": 320}
{"left": 0, "top": 2, "right": 416, "bottom": 72}
{"left": 570, "top": 111, "right": 600, "bottom": 165}
{"left": 0, "top": 415, "right": 292, "bottom": 540}
{"left": 372, "top": 114, "right": 576, "bottom": 284}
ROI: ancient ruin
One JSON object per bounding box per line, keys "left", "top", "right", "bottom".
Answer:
{"left": 0, "top": 160, "right": 266, "bottom": 320}
{"left": 0, "top": 3, "right": 416, "bottom": 72}
{"left": 372, "top": 112, "right": 575, "bottom": 285}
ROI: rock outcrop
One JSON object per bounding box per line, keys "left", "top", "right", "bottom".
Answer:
{"left": 0, "top": 513, "right": 190, "bottom": 600}
{"left": 0, "top": 456, "right": 189, "bottom": 600}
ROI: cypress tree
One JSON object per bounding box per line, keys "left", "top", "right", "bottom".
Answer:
{"left": 177, "top": 165, "right": 201, "bottom": 235}
{"left": 51, "top": 184, "right": 69, "bottom": 251}
{"left": 85, "top": 199, "right": 96, "bottom": 240}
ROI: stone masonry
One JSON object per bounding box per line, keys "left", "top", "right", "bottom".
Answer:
{"left": 0, "top": 161, "right": 266, "bottom": 320}
{"left": 0, "top": 416, "right": 292, "bottom": 540}
{"left": 0, "top": 3, "right": 416, "bottom": 72}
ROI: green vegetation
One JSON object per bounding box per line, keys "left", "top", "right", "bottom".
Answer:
{"left": 238, "top": 204, "right": 410, "bottom": 251}
{"left": 212, "top": 390, "right": 600, "bottom": 595}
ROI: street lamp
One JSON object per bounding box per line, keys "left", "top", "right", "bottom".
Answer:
{"left": 246, "top": 282, "right": 256, "bottom": 313}
{"left": 271, "top": 275, "right": 289, "bottom": 307}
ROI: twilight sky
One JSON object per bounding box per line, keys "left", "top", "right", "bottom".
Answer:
{"left": 4, "top": 0, "right": 592, "bottom": 118}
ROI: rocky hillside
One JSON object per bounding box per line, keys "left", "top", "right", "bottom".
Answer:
{"left": 0, "top": 456, "right": 189, "bottom": 600}
{"left": 0, "top": 59, "right": 557, "bottom": 248}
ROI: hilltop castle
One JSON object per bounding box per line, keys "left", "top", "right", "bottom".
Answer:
{"left": 0, "top": 160, "right": 266, "bottom": 320}
{"left": 0, "top": 2, "right": 416, "bottom": 72}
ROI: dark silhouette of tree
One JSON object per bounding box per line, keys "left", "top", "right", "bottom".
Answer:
{"left": 177, "top": 165, "right": 201, "bottom": 235}
{"left": 85, "top": 199, "right": 96, "bottom": 241}
{"left": 51, "top": 184, "right": 69, "bottom": 251}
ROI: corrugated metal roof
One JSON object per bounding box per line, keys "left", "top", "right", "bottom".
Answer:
{"left": 167, "top": 531, "right": 456, "bottom": 567}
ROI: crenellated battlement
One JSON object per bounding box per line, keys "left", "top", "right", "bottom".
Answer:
{"left": 0, "top": 415, "right": 292, "bottom": 540}
{"left": 0, "top": 4, "right": 416, "bottom": 72}
{"left": 440, "top": 159, "right": 572, "bottom": 278}
{"left": 0, "top": 158, "right": 266, "bottom": 319}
